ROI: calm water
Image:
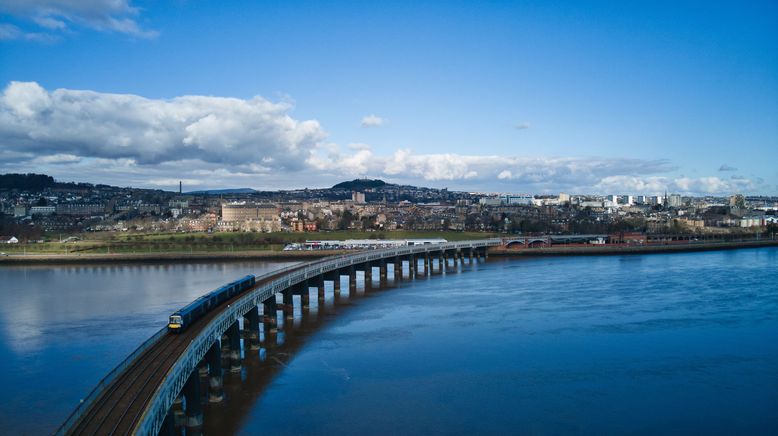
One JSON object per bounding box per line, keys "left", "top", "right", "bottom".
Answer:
{"left": 216, "top": 248, "right": 777, "bottom": 435}
{"left": 1, "top": 250, "right": 777, "bottom": 435}
{"left": 0, "top": 260, "right": 298, "bottom": 435}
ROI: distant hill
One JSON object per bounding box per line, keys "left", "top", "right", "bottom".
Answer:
{"left": 0, "top": 173, "right": 56, "bottom": 190}
{"left": 186, "top": 188, "right": 258, "bottom": 195}
{"left": 332, "top": 179, "right": 390, "bottom": 190}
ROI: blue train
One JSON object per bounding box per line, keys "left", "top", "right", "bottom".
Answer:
{"left": 167, "top": 275, "right": 256, "bottom": 333}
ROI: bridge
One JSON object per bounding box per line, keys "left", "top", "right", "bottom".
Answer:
{"left": 503, "top": 234, "right": 608, "bottom": 247}
{"left": 57, "top": 239, "right": 500, "bottom": 435}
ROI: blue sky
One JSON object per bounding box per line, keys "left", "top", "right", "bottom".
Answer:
{"left": 0, "top": 0, "right": 776, "bottom": 195}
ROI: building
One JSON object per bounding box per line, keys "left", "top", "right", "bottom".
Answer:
{"left": 352, "top": 191, "right": 366, "bottom": 204}
{"left": 1, "top": 236, "right": 19, "bottom": 244}
{"left": 479, "top": 197, "right": 503, "bottom": 207}
{"left": 668, "top": 194, "right": 683, "bottom": 208}
{"left": 505, "top": 195, "right": 533, "bottom": 205}
{"left": 55, "top": 203, "right": 104, "bottom": 216}
{"left": 558, "top": 193, "right": 570, "bottom": 203}
{"left": 221, "top": 202, "right": 278, "bottom": 221}
{"left": 13, "top": 205, "right": 27, "bottom": 218}
{"left": 29, "top": 206, "right": 56, "bottom": 216}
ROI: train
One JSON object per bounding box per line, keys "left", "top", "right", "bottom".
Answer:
{"left": 167, "top": 275, "right": 256, "bottom": 333}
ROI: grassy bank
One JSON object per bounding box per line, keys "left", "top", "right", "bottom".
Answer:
{"left": 1, "top": 231, "right": 497, "bottom": 256}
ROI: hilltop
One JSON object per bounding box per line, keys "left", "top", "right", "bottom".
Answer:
{"left": 332, "top": 179, "right": 391, "bottom": 191}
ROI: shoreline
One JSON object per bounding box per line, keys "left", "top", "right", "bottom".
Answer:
{"left": 0, "top": 250, "right": 337, "bottom": 265}
{"left": 1, "top": 239, "right": 776, "bottom": 265}
{"left": 489, "top": 239, "right": 778, "bottom": 256}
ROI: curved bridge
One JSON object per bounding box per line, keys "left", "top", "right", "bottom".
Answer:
{"left": 57, "top": 239, "right": 500, "bottom": 435}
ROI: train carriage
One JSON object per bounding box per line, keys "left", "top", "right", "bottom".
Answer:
{"left": 167, "top": 275, "right": 256, "bottom": 333}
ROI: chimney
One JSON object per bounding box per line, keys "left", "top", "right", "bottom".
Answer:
{"left": 179, "top": 181, "right": 182, "bottom": 194}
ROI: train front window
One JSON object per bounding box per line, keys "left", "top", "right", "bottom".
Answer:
{"left": 169, "top": 315, "right": 182, "bottom": 326}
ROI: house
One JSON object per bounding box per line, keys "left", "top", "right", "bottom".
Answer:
{"left": 1, "top": 236, "right": 19, "bottom": 244}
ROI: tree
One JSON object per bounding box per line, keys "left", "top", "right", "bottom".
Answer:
{"left": 338, "top": 210, "right": 354, "bottom": 230}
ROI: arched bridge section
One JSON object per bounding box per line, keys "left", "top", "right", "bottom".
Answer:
{"left": 58, "top": 239, "right": 500, "bottom": 435}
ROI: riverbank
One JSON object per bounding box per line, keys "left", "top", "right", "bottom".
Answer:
{"left": 0, "top": 250, "right": 338, "bottom": 265}
{"left": 2, "top": 239, "right": 775, "bottom": 265}
{"left": 489, "top": 239, "right": 778, "bottom": 256}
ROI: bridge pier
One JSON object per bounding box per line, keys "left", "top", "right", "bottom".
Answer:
{"left": 172, "top": 394, "right": 185, "bottom": 429}
{"left": 313, "top": 276, "right": 325, "bottom": 299}
{"left": 347, "top": 266, "right": 355, "bottom": 290}
{"left": 282, "top": 290, "right": 294, "bottom": 318}
{"left": 226, "top": 321, "right": 241, "bottom": 373}
{"left": 362, "top": 262, "right": 371, "bottom": 283}
{"left": 423, "top": 253, "right": 430, "bottom": 275}
{"left": 160, "top": 408, "right": 176, "bottom": 436}
{"left": 206, "top": 342, "right": 223, "bottom": 403}
{"left": 291, "top": 279, "right": 308, "bottom": 309}
{"left": 245, "top": 306, "right": 261, "bottom": 350}
{"left": 263, "top": 297, "right": 278, "bottom": 334}
{"left": 183, "top": 370, "right": 203, "bottom": 435}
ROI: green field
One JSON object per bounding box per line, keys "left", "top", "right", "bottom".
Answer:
{"left": 1, "top": 231, "right": 498, "bottom": 255}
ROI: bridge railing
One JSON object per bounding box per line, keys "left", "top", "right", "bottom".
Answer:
{"left": 55, "top": 326, "right": 168, "bottom": 435}
{"left": 60, "top": 239, "right": 499, "bottom": 435}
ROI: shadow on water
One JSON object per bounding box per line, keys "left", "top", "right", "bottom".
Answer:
{"left": 200, "top": 258, "right": 479, "bottom": 434}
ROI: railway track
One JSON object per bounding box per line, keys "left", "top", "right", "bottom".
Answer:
{"left": 66, "top": 265, "right": 309, "bottom": 435}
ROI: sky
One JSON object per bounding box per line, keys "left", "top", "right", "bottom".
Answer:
{"left": 0, "top": 0, "right": 776, "bottom": 195}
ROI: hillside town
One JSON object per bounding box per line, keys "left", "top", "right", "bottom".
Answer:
{"left": 1, "top": 173, "right": 777, "bottom": 243}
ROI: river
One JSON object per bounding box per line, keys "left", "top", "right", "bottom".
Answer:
{"left": 1, "top": 248, "right": 777, "bottom": 434}
{"left": 0, "top": 261, "right": 298, "bottom": 435}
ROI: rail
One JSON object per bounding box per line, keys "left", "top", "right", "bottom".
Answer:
{"left": 60, "top": 239, "right": 500, "bottom": 435}
{"left": 55, "top": 327, "right": 167, "bottom": 435}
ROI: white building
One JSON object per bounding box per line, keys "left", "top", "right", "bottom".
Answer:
{"left": 505, "top": 195, "right": 533, "bottom": 205}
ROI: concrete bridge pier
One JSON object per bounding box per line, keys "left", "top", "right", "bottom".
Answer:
{"left": 172, "top": 394, "right": 185, "bottom": 428}
{"left": 337, "top": 271, "right": 348, "bottom": 295}
{"left": 408, "top": 254, "right": 415, "bottom": 277}
{"left": 245, "top": 306, "right": 261, "bottom": 350}
{"left": 206, "top": 341, "right": 224, "bottom": 403}
{"left": 183, "top": 370, "right": 203, "bottom": 435}
{"left": 226, "top": 321, "right": 242, "bottom": 373}
{"left": 197, "top": 360, "right": 208, "bottom": 376}
{"left": 159, "top": 408, "right": 176, "bottom": 436}
{"left": 423, "top": 253, "right": 430, "bottom": 275}
{"left": 313, "top": 276, "right": 325, "bottom": 299}
{"left": 281, "top": 290, "right": 294, "bottom": 318}
{"left": 348, "top": 265, "right": 356, "bottom": 290}
{"left": 220, "top": 333, "right": 231, "bottom": 367}
{"left": 291, "top": 279, "right": 309, "bottom": 309}
{"left": 380, "top": 258, "right": 387, "bottom": 280}
{"left": 362, "top": 262, "right": 371, "bottom": 283}
{"left": 262, "top": 297, "right": 278, "bottom": 334}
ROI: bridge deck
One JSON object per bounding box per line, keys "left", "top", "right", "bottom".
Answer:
{"left": 68, "top": 266, "right": 303, "bottom": 436}
{"left": 64, "top": 241, "right": 497, "bottom": 435}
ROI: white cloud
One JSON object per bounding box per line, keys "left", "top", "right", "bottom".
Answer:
{"left": 0, "top": 0, "right": 157, "bottom": 39}
{"left": 361, "top": 114, "right": 384, "bottom": 128}
{"left": 514, "top": 122, "right": 530, "bottom": 130}
{"left": 0, "top": 81, "right": 326, "bottom": 169}
{"left": 718, "top": 164, "right": 738, "bottom": 172}
{"left": 0, "top": 82, "right": 767, "bottom": 196}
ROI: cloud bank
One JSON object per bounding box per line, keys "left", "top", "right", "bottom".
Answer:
{"left": 0, "top": 82, "right": 764, "bottom": 195}
{"left": 0, "top": 0, "right": 156, "bottom": 40}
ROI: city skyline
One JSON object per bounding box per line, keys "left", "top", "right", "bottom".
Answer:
{"left": 1, "top": 1, "right": 777, "bottom": 195}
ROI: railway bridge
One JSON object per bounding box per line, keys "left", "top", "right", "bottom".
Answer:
{"left": 57, "top": 239, "right": 500, "bottom": 435}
